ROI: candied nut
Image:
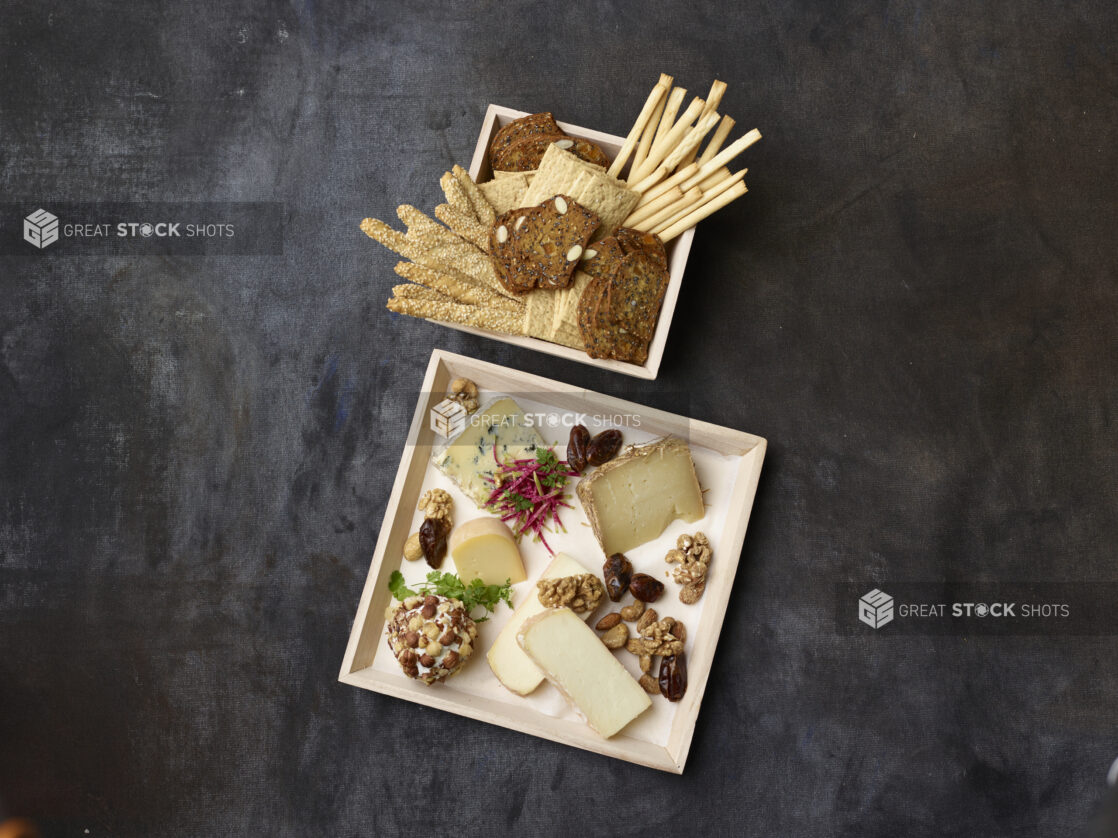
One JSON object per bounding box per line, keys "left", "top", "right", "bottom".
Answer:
{"left": 537, "top": 573, "right": 604, "bottom": 613}
{"left": 403, "top": 532, "right": 423, "bottom": 561}
{"left": 639, "top": 674, "right": 660, "bottom": 694}
{"left": 629, "top": 573, "right": 664, "bottom": 603}
{"left": 636, "top": 608, "right": 658, "bottom": 633}
{"left": 404, "top": 631, "right": 420, "bottom": 648}
{"left": 680, "top": 580, "right": 706, "bottom": 605}
{"left": 620, "top": 600, "right": 645, "bottom": 622}
{"left": 425, "top": 641, "right": 442, "bottom": 657}
{"left": 418, "top": 489, "right": 454, "bottom": 524}
{"left": 596, "top": 613, "right": 622, "bottom": 631}
{"left": 639, "top": 654, "right": 652, "bottom": 674}
{"left": 601, "top": 623, "right": 629, "bottom": 649}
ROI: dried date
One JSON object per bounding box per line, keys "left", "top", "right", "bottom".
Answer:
{"left": 419, "top": 516, "right": 449, "bottom": 568}
{"left": 586, "top": 429, "right": 623, "bottom": 466}
{"left": 629, "top": 573, "right": 664, "bottom": 603}
{"left": 602, "top": 553, "right": 633, "bottom": 602}
{"left": 659, "top": 652, "right": 687, "bottom": 702}
{"left": 567, "top": 424, "right": 590, "bottom": 473}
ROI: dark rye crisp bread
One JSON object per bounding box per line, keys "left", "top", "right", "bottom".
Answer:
{"left": 488, "top": 113, "right": 561, "bottom": 171}
{"left": 576, "top": 228, "right": 670, "bottom": 364}
{"left": 493, "top": 134, "right": 611, "bottom": 173}
{"left": 579, "top": 235, "right": 625, "bottom": 280}
{"left": 489, "top": 195, "right": 601, "bottom": 294}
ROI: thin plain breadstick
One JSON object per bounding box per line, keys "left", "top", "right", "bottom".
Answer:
{"left": 651, "top": 87, "right": 686, "bottom": 151}
{"left": 623, "top": 186, "right": 684, "bottom": 227}
{"left": 635, "top": 186, "right": 703, "bottom": 233}
{"left": 631, "top": 84, "right": 669, "bottom": 174}
{"left": 679, "top": 80, "right": 727, "bottom": 167}
{"left": 697, "top": 165, "right": 732, "bottom": 191}
{"left": 607, "top": 74, "right": 672, "bottom": 178}
{"left": 629, "top": 96, "right": 706, "bottom": 185}
{"left": 658, "top": 180, "right": 748, "bottom": 243}
{"left": 652, "top": 170, "right": 745, "bottom": 235}
{"left": 633, "top": 162, "right": 700, "bottom": 208}
{"left": 697, "top": 114, "right": 736, "bottom": 165}
{"left": 659, "top": 112, "right": 721, "bottom": 175}
{"left": 682, "top": 129, "right": 762, "bottom": 190}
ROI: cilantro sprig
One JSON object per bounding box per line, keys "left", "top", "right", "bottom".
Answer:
{"left": 388, "top": 570, "right": 513, "bottom": 622}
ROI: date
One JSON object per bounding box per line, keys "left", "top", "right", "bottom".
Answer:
{"left": 659, "top": 652, "right": 688, "bottom": 702}
{"left": 602, "top": 552, "right": 633, "bottom": 602}
{"left": 586, "top": 429, "right": 623, "bottom": 466}
{"left": 629, "top": 573, "right": 665, "bottom": 603}
{"left": 419, "top": 516, "right": 449, "bottom": 568}
{"left": 567, "top": 424, "right": 590, "bottom": 473}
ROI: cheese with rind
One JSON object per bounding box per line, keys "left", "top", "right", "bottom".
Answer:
{"left": 517, "top": 607, "right": 652, "bottom": 738}
{"left": 486, "top": 553, "right": 592, "bottom": 695}
{"left": 576, "top": 436, "right": 704, "bottom": 554}
{"left": 449, "top": 517, "right": 527, "bottom": 585}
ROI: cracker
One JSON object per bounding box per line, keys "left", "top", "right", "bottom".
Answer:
{"left": 522, "top": 288, "right": 556, "bottom": 340}
{"left": 520, "top": 144, "right": 608, "bottom": 208}
{"left": 479, "top": 176, "right": 531, "bottom": 214}
{"left": 571, "top": 170, "right": 642, "bottom": 241}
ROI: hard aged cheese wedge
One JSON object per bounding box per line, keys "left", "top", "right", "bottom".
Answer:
{"left": 576, "top": 437, "right": 704, "bottom": 555}
{"left": 487, "top": 553, "right": 594, "bottom": 695}
{"left": 517, "top": 607, "right": 652, "bottom": 738}
{"left": 432, "top": 397, "right": 545, "bottom": 507}
{"left": 449, "top": 517, "right": 527, "bottom": 585}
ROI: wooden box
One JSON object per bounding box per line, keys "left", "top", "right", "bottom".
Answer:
{"left": 339, "top": 349, "right": 766, "bottom": 773}
{"left": 424, "top": 104, "right": 696, "bottom": 381}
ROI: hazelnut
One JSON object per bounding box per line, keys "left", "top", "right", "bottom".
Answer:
{"left": 421, "top": 603, "right": 437, "bottom": 619}
{"left": 442, "top": 651, "right": 460, "bottom": 669}
{"left": 404, "top": 631, "right": 420, "bottom": 648}
{"left": 419, "top": 654, "right": 435, "bottom": 667}
{"left": 438, "top": 629, "right": 456, "bottom": 645}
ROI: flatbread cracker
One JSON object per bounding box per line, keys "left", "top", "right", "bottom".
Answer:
{"left": 520, "top": 144, "right": 608, "bottom": 208}
{"left": 479, "top": 176, "right": 531, "bottom": 214}
{"left": 572, "top": 171, "right": 642, "bottom": 241}
{"left": 522, "top": 287, "right": 556, "bottom": 340}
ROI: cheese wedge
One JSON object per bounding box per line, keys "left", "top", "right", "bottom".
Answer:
{"left": 449, "top": 517, "right": 527, "bottom": 585}
{"left": 517, "top": 607, "right": 652, "bottom": 738}
{"left": 576, "top": 436, "right": 704, "bottom": 554}
{"left": 487, "top": 553, "right": 592, "bottom": 695}
{"left": 432, "top": 396, "right": 545, "bottom": 506}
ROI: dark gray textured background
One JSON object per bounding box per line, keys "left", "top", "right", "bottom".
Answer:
{"left": 2, "top": 1, "right": 1117, "bottom": 836}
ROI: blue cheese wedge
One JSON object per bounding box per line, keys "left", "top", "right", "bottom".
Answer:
{"left": 432, "top": 396, "right": 546, "bottom": 506}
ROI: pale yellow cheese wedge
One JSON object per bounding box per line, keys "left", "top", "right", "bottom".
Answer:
{"left": 487, "top": 553, "right": 592, "bottom": 695}
{"left": 518, "top": 607, "right": 652, "bottom": 738}
{"left": 449, "top": 517, "right": 527, "bottom": 585}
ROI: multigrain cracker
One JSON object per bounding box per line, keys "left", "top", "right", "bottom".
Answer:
{"left": 489, "top": 195, "right": 600, "bottom": 294}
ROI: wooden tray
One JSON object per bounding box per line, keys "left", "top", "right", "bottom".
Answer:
{"left": 339, "top": 349, "right": 765, "bottom": 772}
{"left": 418, "top": 104, "right": 697, "bottom": 381}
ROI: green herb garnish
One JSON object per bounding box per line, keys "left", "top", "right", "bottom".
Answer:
{"left": 388, "top": 569, "right": 513, "bottom": 622}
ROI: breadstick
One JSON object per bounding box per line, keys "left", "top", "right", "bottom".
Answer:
{"left": 623, "top": 186, "right": 684, "bottom": 227}
{"left": 607, "top": 73, "right": 672, "bottom": 178}
{"left": 629, "top": 96, "right": 705, "bottom": 185}
{"left": 633, "top": 162, "right": 700, "bottom": 208}
{"left": 394, "top": 261, "right": 521, "bottom": 310}
{"left": 434, "top": 202, "right": 490, "bottom": 251}
{"left": 680, "top": 80, "right": 727, "bottom": 166}
{"left": 636, "top": 110, "right": 721, "bottom": 191}
{"left": 440, "top": 171, "right": 477, "bottom": 224}
{"left": 650, "top": 86, "right": 686, "bottom": 153}
{"left": 698, "top": 114, "right": 736, "bottom": 165}
{"left": 634, "top": 186, "right": 703, "bottom": 233}
{"left": 453, "top": 164, "right": 496, "bottom": 227}
{"left": 652, "top": 171, "right": 744, "bottom": 234}
{"left": 657, "top": 180, "right": 748, "bottom": 243}
{"left": 392, "top": 283, "right": 459, "bottom": 305}
{"left": 386, "top": 295, "right": 525, "bottom": 334}
{"left": 361, "top": 217, "right": 412, "bottom": 257}
{"left": 697, "top": 166, "right": 732, "bottom": 191}
{"left": 681, "top": 129, "right": 762, "bottom": 190}
{"left": 631, "top": 84, "right": 669, "bottom": 175}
